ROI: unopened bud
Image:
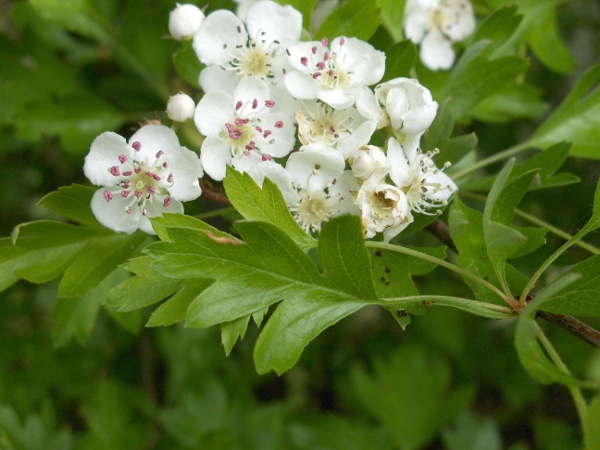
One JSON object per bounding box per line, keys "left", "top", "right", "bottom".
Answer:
{"left": 168, "top": 3, "right": 205, "bottom": 41}
{"left": 166, "top": 93, "right": 196, "bottom": 122}
{"left": 351, "top": 145, "right": 389, "bottom": 180}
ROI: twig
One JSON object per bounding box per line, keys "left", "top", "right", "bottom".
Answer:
{"left": 425, "top": 218, "right": 600, "bottom": 350}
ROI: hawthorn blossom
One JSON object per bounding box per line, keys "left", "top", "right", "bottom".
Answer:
{"left": 404, "top": 0, "right": 476, "bottom": 70}
{"left": 387, "top": 137, "right": 457, "bottom": 215}
{"left": 84, "top": 125, "right": 203, "bottom": 234}
{"left": 284, "top": 36, "right": 385, "bottom": 109}
{"left": 193, "top": 1, "right": 302, "bottom": 99}
{"left": 194, "top": 76, "right": 295, "bottom": 180}
{"left": 349, "top": 145, "right": 390, "bottom": 181}
{"left": 355, "top": 179, "right": 413, "bottom": 241}
{"left": 295, "top": 100, "right": 376, "bottom": 158}
{"left": 357, "top": 77, "right": 438, "bottom": 154}
{"left": 168, "top": 3, "right": 205, "bottom": 41}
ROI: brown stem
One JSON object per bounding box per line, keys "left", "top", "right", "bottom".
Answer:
{"left": 426, "top": 218, "right": 600, "bottom": 350}
{"left": 537, "top": 311, "right": 600, "bottom": 350}
{"left": 200, "top": 179, "right": 231, "bottom": 205}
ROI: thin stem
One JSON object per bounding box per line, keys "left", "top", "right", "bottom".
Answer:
{"left": 461, "top": 191, "right": 600, "bottom": 255}
{"left": 537, "top": 328, "right": 588, "bottom": 423}
{"left": 519, "top": 227, "right": 588, "bottom": 303}
{"left": 452, "top": 142, "right": 530, "bottom": 181}
{"left": 366, "top": 241, "right": 511, "bottom": 305}
{"left": 380, "top": 295, "right": 514, "bottom": 319}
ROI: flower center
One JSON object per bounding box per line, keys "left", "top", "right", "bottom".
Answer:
{"left": 238, "top": 48, "right": 274, "bottom": 78}
{"left": 290, "top": 190, "right": 337, "bottom": 233}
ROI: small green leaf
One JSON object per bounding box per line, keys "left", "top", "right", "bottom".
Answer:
{"left": 315, "top": 0, "right": 381, "bottom": 41}
{"left": 581, "top": 178, "right": 600, "bottom": 234}
{"left": 529, "top": 63, "right": 600, "bottom": 158}
{"left": 38, "top": 184, "right": 101, "bottom": 227}
{"left": 107, "top": 256, "right": 183, "bottom": 312}
{"left": 443, "top": 41, "right": 529, "bottom": 120}
{"left": 223, "top": 167, "right": 317, "bottom": 250}
{"left": 470, "top": 82, "right": 547, "bottom": 123}
{"left": 221, "top": 316, "right": 252, "bottom": 356}
{"left": 381, "top": 40, "right": 417, "bottom": 81}
{"left": 539, "top": 254, "right": 600, "bottom": 317}
{"left": 515, "top": 316, "right": 595, "bottom": 387}
{"left": 463, "top": 142, "right": 579, "bottom": 192}
{"left": 472, "top": 5, "right": 522, "bottom": 53}
{"left": 146, "top": 278, "right": 213, "bottom": 327}
{"left": 173, "top": 40, "right": 203, "bottom": 88}
{"left": 58, "top": 232, "right": 146, "bottom": 298}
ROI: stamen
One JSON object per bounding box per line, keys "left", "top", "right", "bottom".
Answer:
{"left": 132, "top": 141, "right": 141, "bottom": 151}
{"left": 103, "top": 190, "right": 113, "bottom": 202}
{"left": 118, "top": 155, "right": 127, "bottom": 164}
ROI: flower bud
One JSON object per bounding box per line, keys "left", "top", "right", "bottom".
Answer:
{"left": 168, "top": 3, "right": 205, "bottom": 41}
{"left": 166, "top": 93, "right": 196, "bottom": 122}
{"left": 350, "top": 145, "right": 389, "bottom": 181}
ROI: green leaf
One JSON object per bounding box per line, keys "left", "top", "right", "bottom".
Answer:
{"left": 351, "top": 346, "right": 474, "bottom": 450}
{"left": 526, "top": 1, "right": 576, "bottom": 75}
{"left": 381, "top": 40, "right": 417, "bottom": 82}
{"left": 483, "top": 161, "right": 542, "bottom": 294}
{"left": 584, "top": 395, "right": 600, "bottom": 450}
{"left": 221, "top": 316, "right": 252, "bottom": 357}
{"left": 52, "top": 269, "right": 130, "bottom": 347}
{"left": 470, "top": 82, "right": 547, "bottom": 123}
{"left": 148, "top": 214, "right": 376, "bottom": 373}
{"left": 529, "top": 63, "right": 600, "bottom": 158}
{"left": 375, "top": 0, "right": 406, "bottom": 42}
{"left": 581, "top": 177, "right": 600, "bottom": 234}
{"left": 58, "top": 232, "right": 146, "bottom": 298}
{"left": 223, "top": 167, "right": 317, "bottom": 250}
{"left": 107, "top": 257, "right": 183, "bottom": 312}
{"left": 539, "top": 254, "right": 600, "bottom": 317}
{"left": 38, "top": 184, "right": 101, "bottom": 227}
{"left": 14, "top": 92, "right": 125, "bottom": 154}
{"left": 146, "top": 278, "right": 213, "bottom": 327}
{"left": 463, "top": 142, "right": 579, "bottom": 192}
{"left": 443, "top": 41, "right": 529, "bottom": 120}
{"left": 172, "top": 40, "right": 204, "bottom": 89}
{"left": 449, "top": 198, "right": 528, "bottom": 304}
{"left": 314, "top": 0, "right": 381, "bottom": 42}
{"left": 515, "top": 315, "right": 596, "bottom": 387}
{"left": 472, "top": 6, "right": 522, "bottom": 54}
{"left": 9, "top": 221, "right": 110, "bottom": 284}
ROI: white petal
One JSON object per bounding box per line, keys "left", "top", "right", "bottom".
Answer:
{"left": 193, "top": 10, "right": 247, "bottom": 65}
{"left": 387, "top": 137, "right": 410, "bottom": 186}
{"left": 336, "top": 38, "right": 386, "bottom": 86}
{"left": 337, "top": 120, "right": 377, "bottom": 158}
{"left": 284, "top": 71, "right": 321, "bottom": 100}
{"left": 286, "top": 41, "right": 325, "bottom": 73}
{"left": 356, "top": 87, "right": 386, "bottom": 127}
{"left": 84, "top": 132, "right": 132, "bottom": 187}
{"left": 194, "top": 91, "right": 234, "bottom": 136}
{"left": 166, "top": 148, "right": 204, "bottom": 201}
{"left": 247, "top": 160, "right": 296, "bottom": 203}
{"left": 253, "top": 112, "right": 295, "bottom": 158}
{"left": 318, "top": 86, "right": 362, "bottom": 110}
{"left": 245, "top": 1, "right": 302, "bottom": 48}
{"left": 90, "top": 188, "right": 141, "bottom": 234}
{"left": 201, "top": 136, "right": 231, "bottom": 181}
{"left": 199, "top": 65, "right": 241, "bottom": 94}
{"left": 441, "top": 0, "right": 476, "bottom": 42}
{"left": 286, "top": 147, "right": 345, "bottom": 191}
{"left": 424, "top": 169, "right": 458, "bottom": 201}
{"left": 420, "top": 30, "right": 455, "bottom": 71}
{"left": 128, "top": 125, "right": 180, "bottom": 162}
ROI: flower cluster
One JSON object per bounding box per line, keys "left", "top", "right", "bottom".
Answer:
{"left": 83, "top": 0, "right": 459, "bottom": 239}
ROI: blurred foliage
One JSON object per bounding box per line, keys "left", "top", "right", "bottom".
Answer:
{"left": 1, "top": 0, "right": 600, "bottom": 449}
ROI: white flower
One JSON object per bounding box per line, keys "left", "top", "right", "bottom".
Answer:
{"left": 355, "top": 179, "right": 413, "bottom": 241}
{"left": 166, "top": 93, "right": 196, "bottom": 123}
{"left": 357, "top": 78, "right": 438, "bottom": 155}
{"left": 84, "top": 125, "right": 203, "bottom": 234}
{"left": 168, "top": 3, "right": 205, "bottom": 41}
{"left": 387, "top": 137, "right": 457, "bottom": 215}
{"left": 404, "top": 0, "right": 476, "bottom": 71}
{"left": 286, "top": 146, "right": 345, "bottom": 192}
{"left": 284, "top": 36, "right": 386, "bottom": 109}
{"left": 295, "top": 100, "right": 376, "bottom": 158}
{"left": 193, "top": 1, "right": 302, "bottom": 97}
{"left": 194, "top": 76, "right": 295, "bottom": 181}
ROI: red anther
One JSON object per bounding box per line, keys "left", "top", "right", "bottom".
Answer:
{"left": 274, "top": 121, "right": 284, "bottom": 128}
{"left": 163, "top": 196, "right": 172, "bottom": 207}
{"left": 110, "top": 166, "right": 120, "bottom": 176}
{"left": 118, "top": 155, "right": 127, "bottom": 164}
{"left": 236, "top": 100, "right": 243, "bottom": 110}
{"left": 135, "top": 190, "right": 143, "bottom": 198}
{"left": 265, "top": 100, "right": 275, "bottom": 108}
{"left": 300, "top": 57, "right": 308, "bottom": 66}
{"left": 321, "top": 37, "right": 328, "bottom": 47}
{"left": 122, "top": 171, "right": 133, "bottom": 177}
{"left": 132, "top": 141, "right": 142, "bottom": 151}
{"left": 311, "top": 46, "right": 317, "bottom": 54}
{"left": 263, "top": 130, "right": 272, "bottom": 138}
{"left": 313, "top": 72, "right": 322, "bottom": 79}
{"left": 121, "top": 190, "right": 130, "bottom": 198}
{"left": 155, "top": 150, "right": 164, "bottom": 158}
{"left": 252, "top": 99, "right": 258, "bottom": 109}
{"left": 103, "top": 190, "right": 113, "bottom": 202}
